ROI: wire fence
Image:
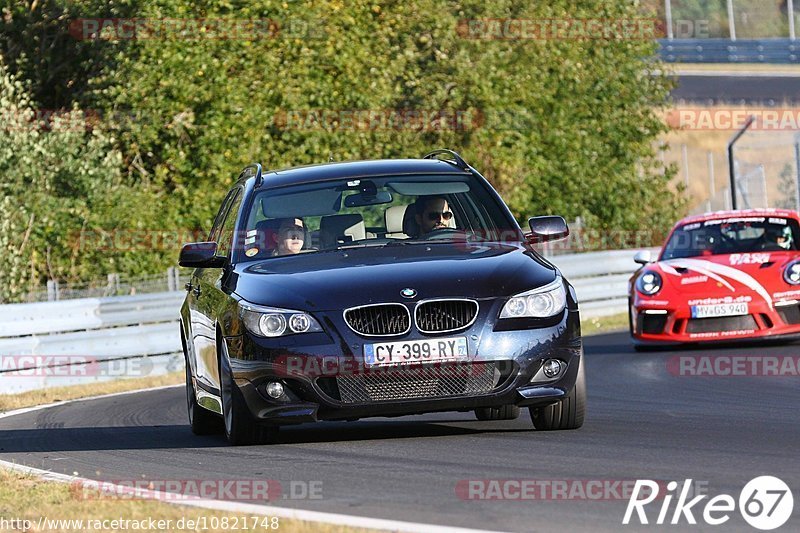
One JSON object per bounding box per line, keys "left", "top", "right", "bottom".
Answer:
{"left": 664, "top": 129, "right": 800, "bottom": 216}
{"left": 648, "top": 0, "right": 800, "bottom": 40}
{"left": 21, "top": 268, "right": 188, "bottom": 303}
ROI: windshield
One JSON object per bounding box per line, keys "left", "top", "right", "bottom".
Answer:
{"left": 235, "top": 174, "right": 520, "bottom": 262}
{"left": 661, "top": 216, "right": 800, "bottom": 260}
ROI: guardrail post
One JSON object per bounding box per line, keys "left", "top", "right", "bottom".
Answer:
{"left": 707, "top": 151, "right": 716, "bottom": 211}
{"left": 108, "top": 273, "right": 120, "bottom": 295}
{"left": 726, "top": 0, "right": 737, "bottom": 41}
{"left": 681, "top": 144, "right": 690, "bottom": 191}
{"left": 167, "top": 267, "right": 178, "bottom": 292}
{"left": 664, "top": 0, "right": 674, "bottom": 40}
{"left": 46, "top": 280, "right": 60, "bottom": 301}
{"left": 794, "top": 135, "right": 800, "bottom": 211}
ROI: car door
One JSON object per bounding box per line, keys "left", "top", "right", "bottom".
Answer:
{"left": 188, "top": 188, "right": 242, "bottom": 392}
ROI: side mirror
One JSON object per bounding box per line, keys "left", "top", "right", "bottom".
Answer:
{"left": 633, "top": 250, "right": 653, "bottom": 265}
{"left": 527, "top": 216, "right": 569, "bottom": 243}
{"left": 179, "top": 242, "right": 226, "bottom": 268}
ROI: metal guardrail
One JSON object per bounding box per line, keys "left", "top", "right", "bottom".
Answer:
{"left": 658, "top": 38, "right": 800, "bottom": 64}
{"left": 0, "top": 292, "right": 185, "bottom": 394}
{"left": 550, "top": 248, "right": 657, "bottom": 319}
{"left": 0, "top": 248, "right": 651, "bottom": 393}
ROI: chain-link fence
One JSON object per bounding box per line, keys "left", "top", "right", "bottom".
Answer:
{"left": 734, "top": 131, "right": 800, "bottom": 210}
{"left": 21, "top": 268, "right": 189, "bottom": 303}
{"left": 666, "top": 129, "right": 800, "bottom": 215}
{"left": 646, "top": 0, "right": 800, "bottom": 40}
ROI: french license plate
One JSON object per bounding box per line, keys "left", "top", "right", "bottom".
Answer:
{"left": 691, "top": 303, "right": 749, "bottom": 319}
{"left": 364, "top": 337, "right": 468, "bottom": 366}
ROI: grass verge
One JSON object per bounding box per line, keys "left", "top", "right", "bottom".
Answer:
{"left": 0, "top": 372, "right": 184, "bottom": 414}
{"left": 580, "top": 312, "right": 629, "bottom": 336}
{"left": 0, "top": 468, "right": 372, "bottom": 533}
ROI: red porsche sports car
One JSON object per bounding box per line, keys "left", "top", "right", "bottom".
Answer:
{"left": 629, "top": 208, "right": 800, "bottom": 347}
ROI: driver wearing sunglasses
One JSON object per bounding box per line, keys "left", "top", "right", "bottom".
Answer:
{"left": 414, "top": 195, "right": 454, "bottom": 235}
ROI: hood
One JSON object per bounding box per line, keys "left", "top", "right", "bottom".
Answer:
{"left": 231, "top": 243, "right": 556, "bottom": 311}
{"left": 654, "top": 252, "right": 799, "bottom": 305}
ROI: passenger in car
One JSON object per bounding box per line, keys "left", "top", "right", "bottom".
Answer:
{"left": 272, "top": 217, "right": 306, "bottom": 256}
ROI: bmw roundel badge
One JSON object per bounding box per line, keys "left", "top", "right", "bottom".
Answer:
{"left": 401, "top": 288, "right": 417, "bottom": 298}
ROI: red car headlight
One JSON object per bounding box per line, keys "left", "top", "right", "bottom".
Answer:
{"left": 636, "top": 270, "right": 663, "bottom": 296}
{"left": 784, "top": 260, "right": 800, "bottom": 285}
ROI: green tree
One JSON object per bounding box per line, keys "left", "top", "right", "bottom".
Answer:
{"left": 1, "top": 0, "right": 687, "bottom": 300}
{"left": 0, "top": 0, "right": 137, "bottom": 109}
{"left": 94, "top": 0, "right": 683, "bottom": 233}
{"left": 0, "top": 62, "right": 175, "bottom": 302}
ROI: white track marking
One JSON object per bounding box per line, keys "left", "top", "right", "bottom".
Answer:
{"left": 0, "top": 386, "right": 499, "bottom": 533}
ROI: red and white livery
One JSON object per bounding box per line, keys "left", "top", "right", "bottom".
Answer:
{"left": 629, "top": 209, "right": 800, "bottom": 346}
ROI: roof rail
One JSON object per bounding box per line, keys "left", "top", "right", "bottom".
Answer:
{"left": 422, "top": 149, "right": 469, "bottom": 171}
{"left": 239, "top": 163, "right": 264, "bottom": 187}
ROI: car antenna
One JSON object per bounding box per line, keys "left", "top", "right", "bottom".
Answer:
{"left": 329, "top": 153, "right": 334, "bottom": 162}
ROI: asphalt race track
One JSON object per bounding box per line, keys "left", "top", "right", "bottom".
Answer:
{"left": 1, "top": 332, "right": 798, "bottom": 532}
{"left": 673, "top": 74, "right": 800, "bottom": 105}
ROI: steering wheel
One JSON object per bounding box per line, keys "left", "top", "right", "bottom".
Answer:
{"left": 422, "top": 227, "right": 468, "bottom": 240}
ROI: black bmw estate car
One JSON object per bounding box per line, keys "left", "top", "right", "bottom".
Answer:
{"left": 179, "top": 150, "right": 585, "bottom": 445}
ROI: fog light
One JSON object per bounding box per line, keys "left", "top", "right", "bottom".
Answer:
{"left": 542, "top": 359, "right": 563, "bottom": 379}
{"left": 265, "top": 381, "right": 285, "bottom": 399}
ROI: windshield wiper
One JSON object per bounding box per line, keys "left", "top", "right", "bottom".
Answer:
{"left": 337, "top": 242, "right": 389, "bottom": 250}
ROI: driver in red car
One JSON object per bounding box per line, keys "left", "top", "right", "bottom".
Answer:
{"left": 414, "top": 196, "right": 454, "bottom": 235}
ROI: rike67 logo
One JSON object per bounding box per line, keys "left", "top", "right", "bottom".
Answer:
{"left": 623, "top": 477, "right": 793, "bottom": 530}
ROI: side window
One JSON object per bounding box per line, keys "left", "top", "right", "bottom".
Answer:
{"left": 216, "top": 189, "right": 244, "bottom": 258}
{"left": 208, "top": 190, "right": 235, "bottom": 243}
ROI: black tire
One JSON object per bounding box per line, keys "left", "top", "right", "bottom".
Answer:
{"left": 475, "top": 405, "right": 520, "bottom": 421}
{"left": 219, "top": 339, "right": 278, "bottom": 445}
{"left": 185, "top": 355, "right": 223, "bottom": 435}
{"left": 628, "top": 300, "right": 635, "bottom": 337}
{"left": 530, "top": 357, "right": 586, "bottom": 431}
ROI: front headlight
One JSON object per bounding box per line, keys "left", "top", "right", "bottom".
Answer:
{"left": 239, "top": 301, "right": 323, "bottom": 337}
{"left": 636, "top": 270, "right": 663, "bottom": 295}
{"left": 784, "top": 260, "right": 800, "bottom": 285}
{"left": 500, "top": 278, "right": 567, "bottom": 319}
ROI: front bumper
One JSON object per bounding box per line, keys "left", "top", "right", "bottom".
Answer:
{"left": 224, "top": 304, "right": 582, "bottom": 425}
{"left": 631, "top": 297, "right": 800, "bottom": 344}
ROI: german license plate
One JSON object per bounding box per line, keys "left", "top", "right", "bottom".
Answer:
{"left": 364, "top": 337, "right": 468, "bottom": 366}
{"left": 691, "top": 303, "right": 749, "bottom": 319}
